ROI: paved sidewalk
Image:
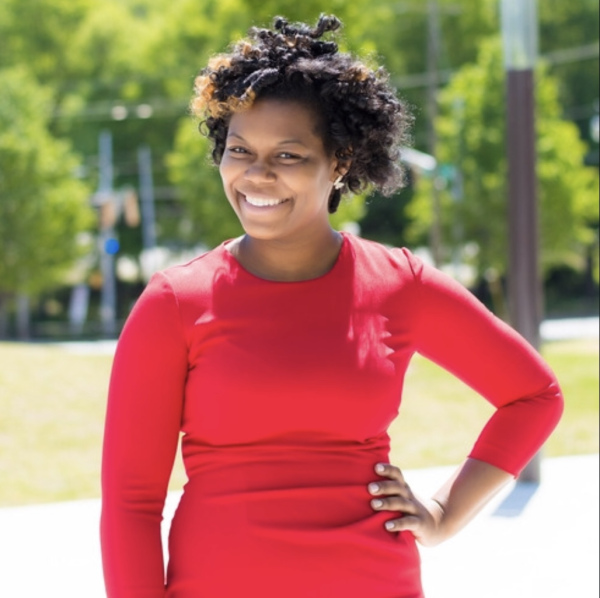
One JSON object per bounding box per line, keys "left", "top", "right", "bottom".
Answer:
{"left": 0, "top": 454, "right": 597, "bottom": 597}
{"left": 540, "top": 316, "right": 599, "bottom": 341}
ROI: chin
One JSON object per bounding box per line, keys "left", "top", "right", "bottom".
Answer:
{"left": 238, "top": 222, "right": 284, "bottom": 241}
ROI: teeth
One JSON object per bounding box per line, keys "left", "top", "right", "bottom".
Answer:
{"left": 245, "top": 196, "right": 286, "bottom": 207}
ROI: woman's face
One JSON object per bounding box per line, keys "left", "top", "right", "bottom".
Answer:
{"left": 219, "top": 98, "right": 339, "bottom": 242}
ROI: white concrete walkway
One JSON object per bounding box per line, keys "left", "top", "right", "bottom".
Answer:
{"left": 0, "top": 454, "right": 597, "bottom": 597}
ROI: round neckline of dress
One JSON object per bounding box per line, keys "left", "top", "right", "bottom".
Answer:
{"left": 220, "top": 232, "right": 350, "bottom": 284}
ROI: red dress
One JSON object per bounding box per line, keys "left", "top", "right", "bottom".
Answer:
{"left": 101, "top": 233, "right": 563, "bottom": 597}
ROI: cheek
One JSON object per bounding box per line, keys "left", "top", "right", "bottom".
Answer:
{"left": 218, "top": 159, "right": 230, "bottom": 180}
{"left": 219, "top": 160, "right": 237, "bottom": 189}
{"left": 218, "top": 165, "right": 239, "bottom": 208}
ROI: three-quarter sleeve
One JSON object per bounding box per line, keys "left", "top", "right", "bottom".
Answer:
{"left": 101, "top": 272, "right": 188, "bottom": 597}
{"left": 404, "top": 250, "right": 563, "bottom": 476}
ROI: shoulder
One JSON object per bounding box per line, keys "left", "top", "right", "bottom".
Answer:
{"left": 133, "top": 244, "right": 230, "bottom": 324}
{"left": 343, "top": 233, "right": 425, "bottom": 282}
{"left": 151, "top": 243, "right": 228, "bottom": 296}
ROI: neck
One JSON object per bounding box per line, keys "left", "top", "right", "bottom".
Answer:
{"left": 231, "top": 228, "right": 343, "bottom": 282}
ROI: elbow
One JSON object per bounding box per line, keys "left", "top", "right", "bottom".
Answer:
{"left": 101, "top": 477, "right": 168, "bottom": 523}
{"left": 546, "top": 379, "right": 565, "bottom": 431}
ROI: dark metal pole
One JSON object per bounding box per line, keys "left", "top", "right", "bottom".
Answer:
{"left": 502, "top": 0, "right": 542, "bottom": 483}
{"left": 506, "top": 70, "right": 542, "bottom": 352}
{"left": 507, "top": 70, "right": 543, "bottom": 484}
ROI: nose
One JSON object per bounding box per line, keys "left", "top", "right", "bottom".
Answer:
{"left": 244, "top": 159, "right": 276, "bottom": 184}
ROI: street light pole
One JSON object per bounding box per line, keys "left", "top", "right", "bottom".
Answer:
{"left": 137, "top": 145, "right": 157, "bottom": 252}
{"left": 501, "top": 0, "right": 542, "bottom": 483}
{"left": 98, "top": 130, "right": 117, "bottom": 337}
{"left": 426, "top": 0, "right": 443, "bottom": 267}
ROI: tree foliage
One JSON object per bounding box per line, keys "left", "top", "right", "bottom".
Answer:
{"left": 0, "top": 0, "right": 598, "bottom": 279}
{"left": 0, "top": 68, "right": 93, "bottom": 296}
{"left": 406, "top": 37, "right": 599, "bottom": 280}
{"left": 538, "top": 0, "right": 599, "bottom": 138}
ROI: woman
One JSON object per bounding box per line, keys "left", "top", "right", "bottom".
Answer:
{"left": 101, "top": 15, "right": 563, "bottom": 597}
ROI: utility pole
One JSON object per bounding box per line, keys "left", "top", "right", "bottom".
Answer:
{"left": 501, "top": 0, "right": 542, "bottom": 483}
{"left": 450, "top": 98, "right": 466, "bottom": 281}
{"left": 137, "top": 145, "right": 157, "bottom": 252}
{"left": 426, "top": 0, "right": 443, "bottom": 267}
{"left": 137, "top": 145, "right": 160, "bottom": 280}
{"left": 392, "top": 1, "right": 460, "bottom": 265}
{"left": 97, "top": 130, "right": 118, "bottom": 337}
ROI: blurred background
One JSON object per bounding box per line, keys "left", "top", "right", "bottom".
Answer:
{"left": 0, "top": 0, "right": 598, "bottom": 340}
{"left": 0, "top": 1, "right": 598, "bottom": 509}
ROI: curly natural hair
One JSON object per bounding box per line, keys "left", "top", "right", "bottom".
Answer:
{"left": 191, "top": 14, "right": 412, "bottom": 213}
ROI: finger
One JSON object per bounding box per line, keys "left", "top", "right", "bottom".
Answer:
{"left": 374, "top": 463, "right": 406, "bottom": 484}
{"left": 368, "top": 479, "right": 412, "bottom": 498}
{"left": 384, "top": 515, "right": 420, "bottom": 533}
{"left": 371, "top": 495, "right": 418, "bottom": 514}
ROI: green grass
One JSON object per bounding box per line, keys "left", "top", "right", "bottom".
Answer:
{"left": 0, "top": 338, "right": 597, "bottom": 507}
{"left": 0, "top": 343, "right": 112, "bottom": 506}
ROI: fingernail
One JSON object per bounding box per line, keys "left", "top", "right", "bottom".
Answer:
{"left": 375, "top": 464, "right": 386, "bottom": 474}
{"left": 385, "top": 521, "right": 396, "bottom": 531}
{"left": 368, "top": 483, "right": 379, "bottom": 494}
{"left": 371, "top": 499, "right": 384, "bottom": 509}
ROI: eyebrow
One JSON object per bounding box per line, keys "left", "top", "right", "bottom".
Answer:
{"left": 226, "top": 132, "right": 308, "bottom": 146}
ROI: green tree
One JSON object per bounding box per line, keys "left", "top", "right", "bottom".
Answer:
{"left": 538, "top": 0, "right": 599, "bottom": 144}
{"left": 348, "top": 1, "right": 598, "bottom": 247}
{"left": 0, "top": 68, "right": 93, "bottom": 332}
{"left": 407, "top": 37, "right": 599, "bottom": 283}
{"left": 0, "top": 0, "right": 92, "bottom": 86}
{"left": 2, "top": 0, "right": 596, "bottom": 255}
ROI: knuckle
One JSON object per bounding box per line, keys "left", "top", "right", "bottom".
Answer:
{"left": 387, "top": 464, "right": 402, "bottom": 478}
{"left": 379, "top": 481, "right": 398, "bottom": 494}
{"left": 395, "top": 515, "right": 417, "bottom": 530}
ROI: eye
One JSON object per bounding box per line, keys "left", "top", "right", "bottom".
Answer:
{"left": 278, "top": 152, "right": 302, "bottom": 161}
{"left": 226, "top": 146, "right": 250, "bottom": 156}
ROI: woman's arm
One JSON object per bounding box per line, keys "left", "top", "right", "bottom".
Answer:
{"left": 101, "top": 272, "right": 188, "bottom": 597}
{"left": 404, "top": 250, "right": 564, "bottom": 477}
{"left": 368, "top": 251, "right": 564, "bottom": 545}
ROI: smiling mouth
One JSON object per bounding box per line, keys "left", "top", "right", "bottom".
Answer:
{"left": 243, "top": 194, "right": 290, "bottom": 208}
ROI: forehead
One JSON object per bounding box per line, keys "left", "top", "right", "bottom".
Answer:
{"left": 227, "top": 99, "right": 325, "bottom": 145}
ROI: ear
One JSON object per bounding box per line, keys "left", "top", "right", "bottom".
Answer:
{"left": 334, "top": 165, "right": 350, "bottom": 178}
{"left": 334, "top": 147, "right": 353, "bottom": 178}
{"left": 330, "top": 162, "right": 347, "bottom": 186}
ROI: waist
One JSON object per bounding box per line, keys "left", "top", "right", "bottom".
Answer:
{"left": 180, "top": 436, "right": 390, "bottom": 495}
{"left": 167, "top": 444, "right": 423, "bottom": 598}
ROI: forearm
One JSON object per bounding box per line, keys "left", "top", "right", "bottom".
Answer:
{"left": 428, "top": 457, "right": 513, "bottom": 544}
{"left": 101, "top": 502, "right": 167, "bottom": 597}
